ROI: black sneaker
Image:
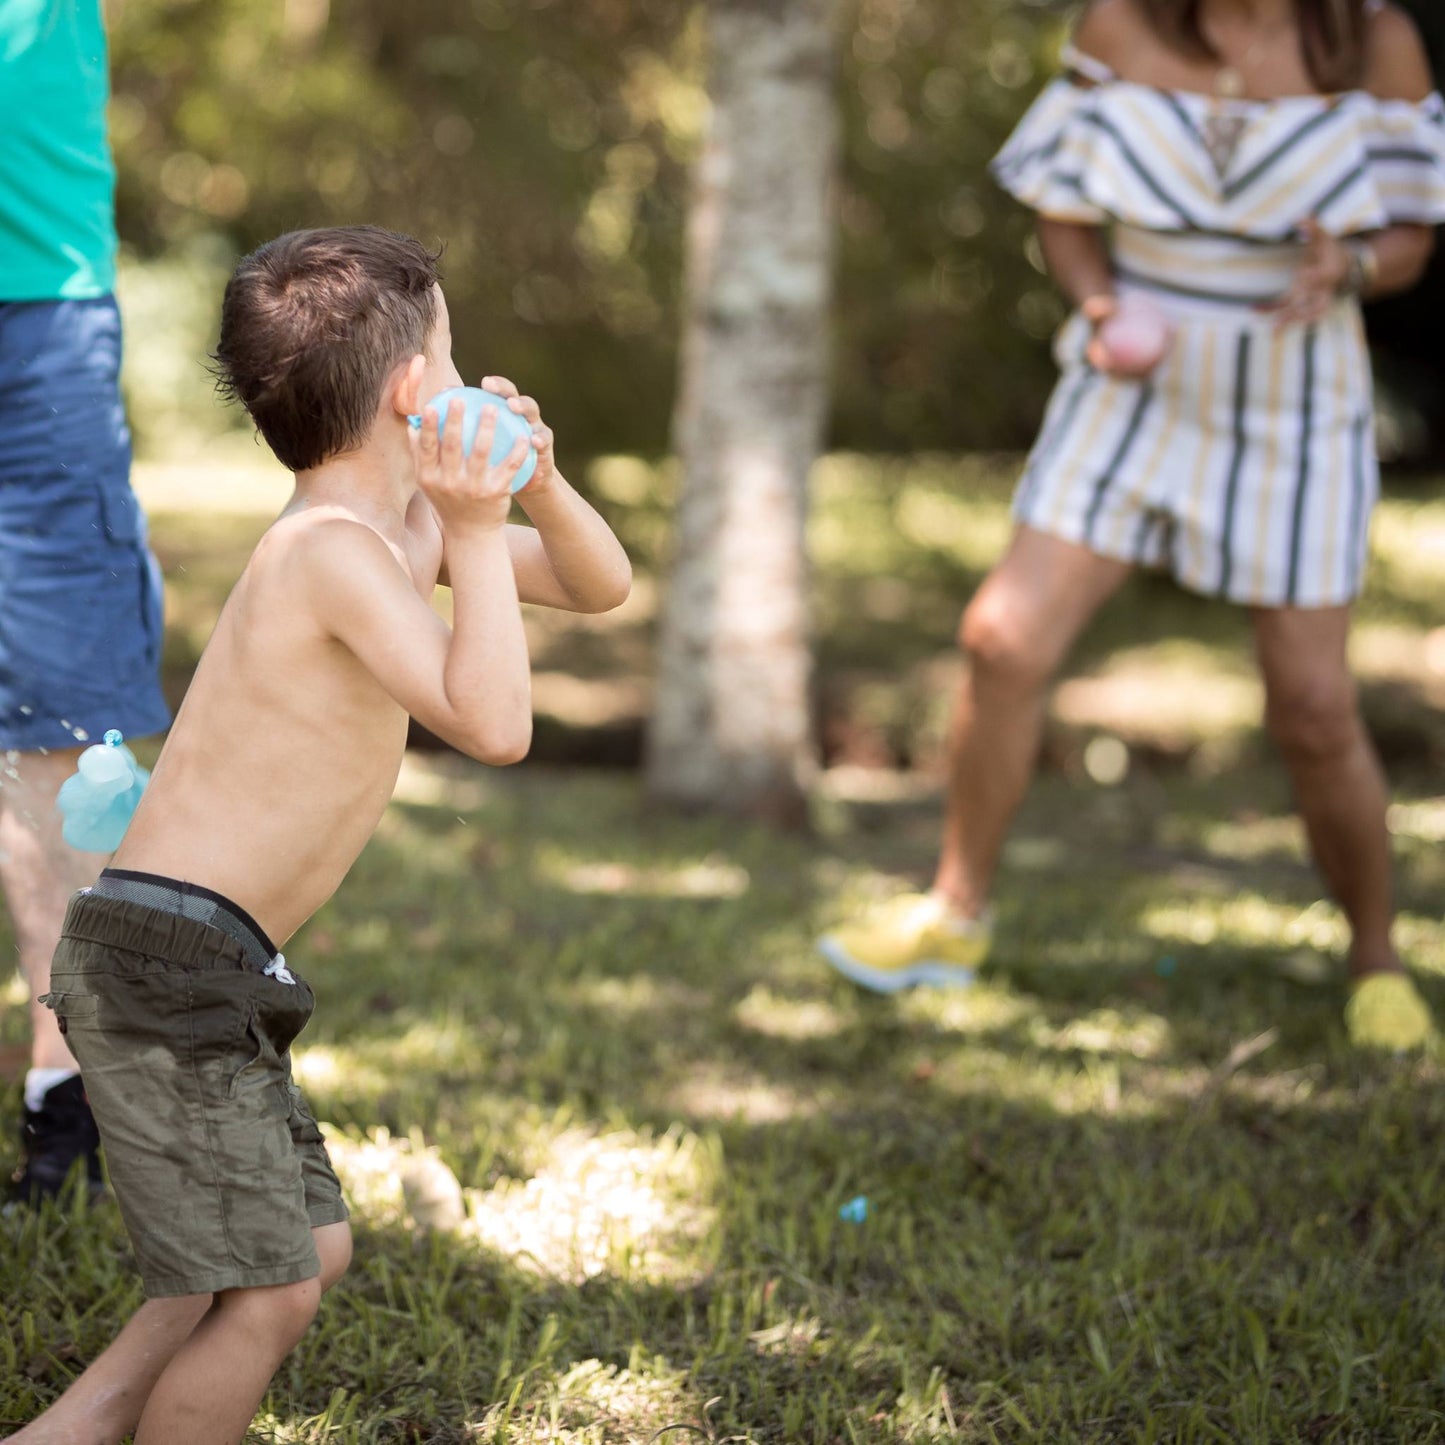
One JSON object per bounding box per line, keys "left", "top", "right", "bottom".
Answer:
{"left": 10, "top": 1074, "right": 103, "bottom": 1204}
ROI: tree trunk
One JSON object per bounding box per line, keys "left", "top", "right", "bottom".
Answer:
{"left": 645, "top": 0, "right": 838, "bottom": 825}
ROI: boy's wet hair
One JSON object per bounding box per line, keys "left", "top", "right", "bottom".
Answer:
{"left": 213, "top": 226, "right": 442, "bottom": 472}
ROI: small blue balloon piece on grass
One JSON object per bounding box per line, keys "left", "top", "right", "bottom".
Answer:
{"left": 408, "top": 386, "right": 537, "bottom": 491}
{"left": 838, "top": 1195, "right": 869, "bottom": 1224}
{"left": 56, "top": 729, "right": 150, "bottom": 852}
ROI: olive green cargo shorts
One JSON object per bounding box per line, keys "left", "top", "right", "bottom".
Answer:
{"left": 43, "top": 891, "right": 348, "bottom": 1298}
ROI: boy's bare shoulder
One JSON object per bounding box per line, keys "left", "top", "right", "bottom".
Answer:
{"left": 244, "top": 512, "right": 407, "bottom": 622}
{"left": 262, "top": 511, "right": 399, "bottom": 573}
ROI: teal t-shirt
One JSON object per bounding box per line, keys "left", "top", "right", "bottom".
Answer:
{"left": 0, "top": 0, "right": 117, "bottom": 301}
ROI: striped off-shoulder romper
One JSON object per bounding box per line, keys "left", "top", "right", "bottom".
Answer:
{"left": 991, "top": 43, "right": 1445, "bottom": 608}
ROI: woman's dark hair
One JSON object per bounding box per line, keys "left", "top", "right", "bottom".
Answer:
{"left": 1139, "top": 0, "right": 1370, "bottom": 93}
{"left": 213, "top": 226, "right": 442, "bottom": 472}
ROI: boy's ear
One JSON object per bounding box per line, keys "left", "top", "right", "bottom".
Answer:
{"left": 392, "top": 354, "right": 428, "bottom": 419}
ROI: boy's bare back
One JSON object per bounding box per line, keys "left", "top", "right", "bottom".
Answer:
{"left": 114, "top": 496, "right": 441, "bottom": 942}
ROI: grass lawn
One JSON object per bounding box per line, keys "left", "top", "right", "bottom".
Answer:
{"left": 3, "top": 457, "right": 1445, "bottom": 1442}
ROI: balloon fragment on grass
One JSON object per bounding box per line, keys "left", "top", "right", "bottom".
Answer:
{"left": 56, "top": 729, "right": 149, "bottom": 852}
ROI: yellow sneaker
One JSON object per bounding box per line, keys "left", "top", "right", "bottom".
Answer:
{"left": 818, "top": 893, "right": 990, "bottom": 993}
{"left": 1345, "top": 972, "right": 1435, "bottom": 1052}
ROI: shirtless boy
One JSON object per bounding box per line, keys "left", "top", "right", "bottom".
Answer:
{"left": 6, "top": 225, "right": 630, "bottom": 1445}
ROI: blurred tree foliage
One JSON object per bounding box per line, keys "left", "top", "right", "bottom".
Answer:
{"left": 107, "top": 0, "right": 1445, "bottom": 462}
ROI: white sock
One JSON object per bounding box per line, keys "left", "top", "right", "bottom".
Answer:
{"left": 24, "top": 1067, "right": 79, "bottom": 1113}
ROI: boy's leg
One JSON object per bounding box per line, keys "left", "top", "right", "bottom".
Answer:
{"left": 133, "top": 1224, "right": 349, "bottom": 1445}
{"left": 0, "top": 1295, "right": 211, "bottom": 1445}
{"left": 4, "top": 1223, "right": 350, "bottom": 1445}
{"left": 132, "top": 1277, "right": 322, "bottom": 1445}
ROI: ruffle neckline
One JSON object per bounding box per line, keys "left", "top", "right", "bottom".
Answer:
{"left": 992, "top": 64, "right": 1445, "bottom": 243}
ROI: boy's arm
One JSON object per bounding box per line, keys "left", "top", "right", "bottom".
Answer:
{"left": 306, "top": 401, "right": 534, "bottom": 764}
{"left": 438, "top": 376, "right": 632, "bottom": 614}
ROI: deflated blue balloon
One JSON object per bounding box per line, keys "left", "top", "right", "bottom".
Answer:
{"left": 57, "top": 729, "right": 149, "bottom": 852}
{"left": 408, "top": 386, "right": 537, "bottom": 491}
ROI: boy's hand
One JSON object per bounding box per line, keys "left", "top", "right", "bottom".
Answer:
{"left": 411, "top": 395, "right": 530, "bottom": 532}
{"left": 479, "top": 375, "right": 557, "bottom": 496}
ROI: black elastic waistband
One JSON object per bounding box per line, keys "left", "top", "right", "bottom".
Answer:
{"left": 90, "top": 868, "right": 277, "bottom": 968}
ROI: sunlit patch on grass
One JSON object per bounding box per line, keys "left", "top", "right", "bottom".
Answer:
{"left": 466, "top": 1126, "right": 718, "bottom": 1285}
{"left": 1350, "top": 620, "right": 1434, "bottom": 685}
{"left": 322, "top": 1126, "right": 451, "bottom": 1230}
{"left": 1195, "top": 811, "right": 1303, "bottom": 862}
{"left": 817, "top": 765, "right": 941, "bottom": 805}
{"left": 1031, "top": 1007, "right": 1171, "bottom": 1060}
{"left": 1053, "top": 642, "right": 1261, "bottom": 747}
{"left": 896, "top": 985, "right": 1031, "bottom": 1036}
{"left": 733, "top": 985, "right": 848, "bottom": 1042}
{"left": 470, "top": 1353, "right": 699, "bottom": 1444}
{"left": 291, "top": 1044, "right": 391, "bottom": 1100}
{"left": 571, "top": 973, "right": 711, "bottom": 1019}
{"left": 293, "top": 1017, "right": 489, "bottom": 1102}
{"left": 1389, "top": 796, "right": 1445, "bottom": 843}
{"left": 1141, "top": 896, "right": 1347, "bottom": 953}
{"left": 750, "top": 1311, "right": 826, "bottom": 1360}
{"left": 545, "top": 852, "right": 750, "bottom": 899}
{"left": 892, "top": 483, "right": 1012, "bottom": 570}
{"left": 1396, "top": 913, "right": 1445, "bottom": 977}
{"left": 671, "top": 1064, "right": 823, "bottom": 1123}
{"left": 921, "top": 1045, "right": 1165, "bottom": 1118}
{"left": 389, "top": 751, "right": 496, "bottom": 812}
{"left": 1370, "top": 499, "right": 1445, "bottom": 608}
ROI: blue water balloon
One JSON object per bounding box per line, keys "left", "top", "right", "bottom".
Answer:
{"left": 407, "top": 386, "right": 537, "bottom": 491}
{"left": 57, "top": 729, "right": 149, "bottom": 852}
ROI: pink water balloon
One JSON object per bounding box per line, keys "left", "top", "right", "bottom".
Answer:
{"left": 1097, "top": 297, "right": 1173, "bottom": 375}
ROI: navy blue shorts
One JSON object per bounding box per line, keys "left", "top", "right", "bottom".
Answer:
{"left": 0, "top": 297, "right": 171, "bottom": 752}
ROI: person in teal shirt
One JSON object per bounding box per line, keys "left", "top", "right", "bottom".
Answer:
{"left": 1, "top": 0, "right": 171, "bottom": 1202}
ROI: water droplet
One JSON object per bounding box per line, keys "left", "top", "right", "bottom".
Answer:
{"left": 104, "top": 729, "right": 123, "bottom": 748}
{"left": 18, "top": 704, "right": 33, "bottom": 716}
{"left": 73, "top": 727, "right": 90, "bottom": 742}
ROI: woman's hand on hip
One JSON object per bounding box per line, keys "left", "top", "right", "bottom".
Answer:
{"left": 1264, "top": 219, "right": 1350, "bottom": 327}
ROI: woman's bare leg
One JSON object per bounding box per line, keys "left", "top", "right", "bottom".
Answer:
{"left": 1252, "top": 605, "right": 1398, "bottom": 978}
{"left": 932, "top": 526, "right": 1133, "bottom": 916}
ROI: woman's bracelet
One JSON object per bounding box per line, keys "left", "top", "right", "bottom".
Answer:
{"left": 1342, "top": 241, "right": 1380, "bottom": 298}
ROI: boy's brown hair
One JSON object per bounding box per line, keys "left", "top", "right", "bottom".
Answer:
{"left": 213, "top": 226, "right": 442, "bottom": 472}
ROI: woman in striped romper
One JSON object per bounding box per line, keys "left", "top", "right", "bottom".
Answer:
{"left": 820, "top": 0, "right": 1445, "bottom": 1048}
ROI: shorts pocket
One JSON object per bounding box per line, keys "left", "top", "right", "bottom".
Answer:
{"left": 42, "top": 989, "right": 101, "bottom": 1036}
{"left": 227, "top": 1006, "right": 290, "bottom": 1117}
{"left": 94, "top": 480, "right": 142, "bottom": 543}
